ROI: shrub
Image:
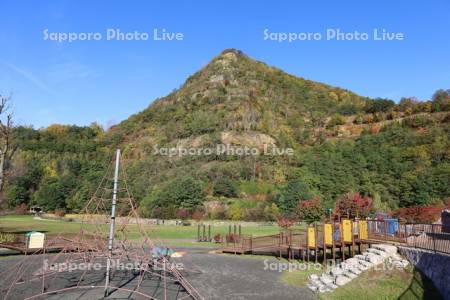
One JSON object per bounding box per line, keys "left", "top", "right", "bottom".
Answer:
{"left": 54, "top": 208, "right": 66, "bottom": 218}
{"left": 152, "top": 207, "right": 163, "bottom": 219}
{"left": 297, "top": 196, "right": 324, "bottom": 224}
{"left": 228, "top": 203, "right": 245, "bottom": 221}
{"left": 161, "top": 205, "right": 177, "bottom": 219}
{"left": 373, "top": 112, "right": 385, "bottom": 122}
{"left": 392, "top": 205, "right": 444, "bottom": 223}
{"left": 192, "top": 210, "right": 205, "bottom": 222}
{"left": 263, "top": 203, "right": 281, "bottom": 221}
{"left": 353, "top": 114, "right": 364, "bottom": 124}
{"left": 205, "top": 201, "right": 227, "bottom": 219}
{"left": 213, "top": 178, "right": 237, "bottom": 198}
{"left": 14, "top": 203, "right": 28, "bottom": 215}
{"left": 213, "top": 233, "right": 222, "bottom": 243}
{"left": 387, "top": 110, "right": 399, "bottom": 120}
{"left": 334, "top": 192, "right": 373, "bottom": 218}
{"left": 326, "top": 113, "right": 346, "bottom": 128}
{"left": 277, "top": 216, "right": 296, "bottom": 229}
{"left": 176, "top": 208, "right": 191, "bottom": 220}
{"left": 239, "top": 181, "right": 273, "bottom": 195}
{"left": 225, "top": 233, "right": 239, "bottom": 243}
{"left": 0, "top": 233, "right": 16, "bottom": 244}
{"left": 363, "top": 114, "right": 374, "bottom": 124}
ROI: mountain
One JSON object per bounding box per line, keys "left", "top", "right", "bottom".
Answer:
{"left": 4, "top": 49, "right": 450, "bottom": 219}
{"left": 114, "top": 49, "right": 368, "bottom": 147}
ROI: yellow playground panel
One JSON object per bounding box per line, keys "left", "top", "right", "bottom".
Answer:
{"left": 358, "top": 220, "right": 368, "bottom": 240}
{"left": 324, "top": 223, "right": 333, "bottom": 245}
{"left": 307, "top": 227, "right": 316, "bottom": 248}
{"left": 342, "top": 219, "right": 352, "bottom": 243}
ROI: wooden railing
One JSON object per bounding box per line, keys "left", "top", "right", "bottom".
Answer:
{"left": 222, "top": 220, "right": 450, "bottom": 255}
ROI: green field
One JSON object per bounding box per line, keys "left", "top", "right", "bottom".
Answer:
{"left": 0, "top": 215, "right": 283, "bottom": 247}
{"left": 282, "top": 266, "right": 443, "bottom": 300}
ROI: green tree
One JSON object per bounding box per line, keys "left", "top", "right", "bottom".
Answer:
{"left": 153, "top": 177, "right": 205, "bottom": 210}
{"left": 34, "top": 178, "right": 66, "bottom": 210}
{"left": 431, "top": 89, "right": 450, "bottom": 111}
{"left": 365, "top": 98, "right": 395, "bottom": 113}
{"left": 6, "top": 184, "right": 29, "bottom": 207}
{"left": 213, "top": 178, "right": 237, "bottom": 198}
{"left": 263, "top": 203, "right": 281, "bottom": 221}
{"left": 276, "top": 179, "right": 313, "bottom": 213}
{"left": 228, "top": 203, "right": 244, "bottom": 220}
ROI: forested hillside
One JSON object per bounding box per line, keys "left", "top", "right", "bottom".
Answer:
{"left": 3, "top": 49, "right": 449, "bottom": 221}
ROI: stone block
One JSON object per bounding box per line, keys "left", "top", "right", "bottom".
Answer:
{"left": 344, "top": 258, "right": 359, "bottom": 266}
{"left": 307, "top": 284, "right": 318, "bottom": 292}
{"left": 373, "top": 244, "right": 397, "bottom": 255}
{"left": 366, "top": 252, "right": 384, "bottom": 264}
{"left": 318, "top": 285, "right": 330, "bottom": 293}
{"left": 349, "top": 267, "right": 362, "bottom": 275}
{"left": 309, "top": 274, "right": 319, "bottom": 280}
{"left": 331, "top": 267, "right": 344, "bottom": 276}
{"left": 343, "top": 271, "right": 357, "bottom": 279}
{"left": 320, "top": 274, "right": 334, "bottom": 285}
{"left": 326, "top": 283, "right": 338, "bottom": 290}
{"left": 335, "top": 275, "right": 352, "bottom": 286}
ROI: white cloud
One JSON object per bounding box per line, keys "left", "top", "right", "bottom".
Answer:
{"left": 46, "top": 61, "right": 97, "bottom": 83}
{"left": 2, "top": 62, "right": 55, "bottom": 95}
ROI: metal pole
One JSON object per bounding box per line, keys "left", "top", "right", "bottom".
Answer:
{"left": 197, "top": 224, "right": 200, "bottom": 242}
{"left": 105, "top": 149, "right": 121, "bottom": 297}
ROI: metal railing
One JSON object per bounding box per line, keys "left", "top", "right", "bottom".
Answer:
{"left": 367, "top": 220, "right": 450, "bottom": 254}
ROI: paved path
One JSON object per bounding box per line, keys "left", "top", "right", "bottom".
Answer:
{"left": 178, "top": 251, "right": 317, "bottom": 300}
{"left": 0, "top": 248, "right": 317, "bottom": 300}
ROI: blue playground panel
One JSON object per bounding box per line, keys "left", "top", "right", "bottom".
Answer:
{"left": 368, "top": 219, "right": 399, "bottom": 236}
{"left": 386, "top": 219, "right": 399, "bottom": 235}
{"left": 334, "top": 229, "right": 341, "bottom": 241}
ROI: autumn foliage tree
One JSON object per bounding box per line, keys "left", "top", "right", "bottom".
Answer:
{"left": 191, "top": 209, "right": 205, "bottom": 222}
{"left": 334, "top": 192, "right": 373, "bottom": 218}
{"left": 176, "top": 208, "right": 191, "bottom": 220}
{"left": 276, "top": 216, "right": 297, "bottom": 229}
{"left": 296, "top": 197, "right": 324, "bottom": 224}
{"left": 392, "top": 204, "right": 445, "bottom": 223}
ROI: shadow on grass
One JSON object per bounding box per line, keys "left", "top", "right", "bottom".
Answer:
{"left": 398, "top": 267, "right": 443, "bottom": 300}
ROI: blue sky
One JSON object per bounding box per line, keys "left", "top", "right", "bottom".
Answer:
{"left": 1, "top": 0, "right": 449, "bottom": 128}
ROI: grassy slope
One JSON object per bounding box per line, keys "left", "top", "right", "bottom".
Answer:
{"left": 281, "top": 266, "right": 443, "bottom": 300}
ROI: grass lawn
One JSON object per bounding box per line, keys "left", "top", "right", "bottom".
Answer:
{"left": 0, "top": 215, "right": 283, "bottom": 247}
{"left": 281, "top": 263, "right": 324, "bottom": 286}
{"left": 281, "top": 265, "right": 443, "bottom": 300}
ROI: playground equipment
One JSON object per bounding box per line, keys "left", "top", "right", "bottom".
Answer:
{"left": 222, "top": 218, "right": 450, "bottom": 261}
{"left": 197, "top": 224, "right": 211, "bottom": 242}
{"left": 196, "top": 224, "right": 242, "bottom": 243}
{"left": 0, "top": 150, "right": 203, "bottom": 300}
